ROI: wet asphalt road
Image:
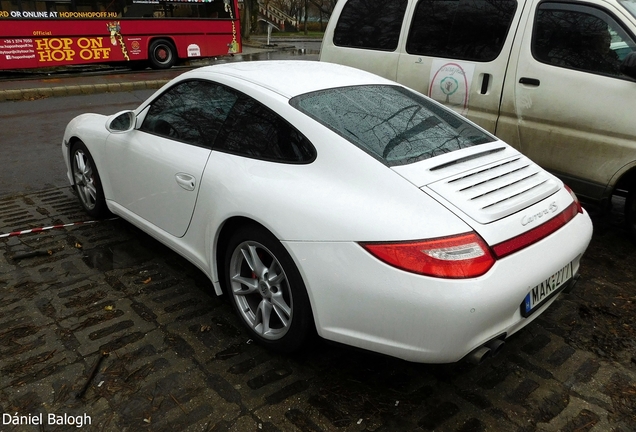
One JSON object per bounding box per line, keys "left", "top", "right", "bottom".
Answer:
{"left": 0, "top": 90, "right": 156, "bottom": 198}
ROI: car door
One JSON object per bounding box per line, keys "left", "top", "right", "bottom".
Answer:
{"left": 104, "top": 79, "right": 238, "bottom": 237}
{"left": 396, "top": 0, "right": 523, "bottom": 132}
{"left": 497, "top": 0, "right": 636, "bottom": 200}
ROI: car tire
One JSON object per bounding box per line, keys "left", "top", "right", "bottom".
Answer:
{"left": 625, "top": 186, "right": 636, "bottom": 243}
{"left": 148, "top": 39, "right": 177, "bottom": 69}
{"left": 70, "top": 141, "right": 109, "bottom": 218}
{"left": 225, "top": 225, "right": 313, "bottom": 352}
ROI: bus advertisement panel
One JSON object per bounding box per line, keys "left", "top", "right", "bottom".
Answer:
{"left": 0, "top": 0, "right": 241, "bottom": 70}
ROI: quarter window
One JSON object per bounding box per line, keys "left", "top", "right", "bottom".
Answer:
{"left": 333, "top": 0, "right": 408, "bottom": 51}
{"left": 406, "top": 0, "right": 517, "bottom": 61}
{"left": 215, "top": 97, "right": 316, "bottom": 164}
{"left": 533, "top": 3, "right": 636, "bottom": 77}
{"left": 140, "top": 80, "right": 237, "bottom": 147}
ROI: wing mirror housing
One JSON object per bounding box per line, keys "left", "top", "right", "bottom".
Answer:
{"left": 620, "top": 51, "right": 636, "bottom": 80}
{"left": 106, "top": 110, "right": 136, "bottom": 133}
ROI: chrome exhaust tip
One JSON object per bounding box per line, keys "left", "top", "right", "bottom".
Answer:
{"left": 485, "top": 339, "right": 505, "bottom": 357}
{"left": 563, "top": 273, "right": 581, "bottom": 293}
{"left": 465, "top": 345, "right": 491, "bottom": 364}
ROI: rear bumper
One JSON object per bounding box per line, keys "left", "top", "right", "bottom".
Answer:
{"left": 283, "top": 211, "right": 592, "bottom": 363}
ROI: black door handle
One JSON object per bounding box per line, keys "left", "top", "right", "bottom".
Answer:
{"left": 519, "top": 77, "right": 540, "bottom": 86}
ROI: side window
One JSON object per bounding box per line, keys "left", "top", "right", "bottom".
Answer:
{"left": 533, "top": 3, "right": 636, "bottom": 77}
{"left": 333, "top": 0, "right": 408, "bottom": 51}
{"left": 215, "top": 96, "right": 316, "bottom": 164}
{"left": 406, "top": 0, "right": 517, "bottom": 61}
{"left": 140, "top": 80, "right": 237, "bottom": 147}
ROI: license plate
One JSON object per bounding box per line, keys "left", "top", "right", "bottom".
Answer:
{"left": 521, "top": 262, "right": 573, "bottom": 318}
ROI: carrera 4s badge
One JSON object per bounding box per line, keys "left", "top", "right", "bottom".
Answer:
{"left": 521, "top": 201, "right": 558, "bottom": 226}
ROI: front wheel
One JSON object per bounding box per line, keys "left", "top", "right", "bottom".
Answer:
{"left": 225, "top": 225, "right": 313, "bottom": 352}
{"left": 625, "top": 187, "right": 636, "bottom": 244}
{"left": 70, "top": 141, "right": 109, "bottom": 218}
{"left": 148, "top": 39, "right": 177, "bottom": 69}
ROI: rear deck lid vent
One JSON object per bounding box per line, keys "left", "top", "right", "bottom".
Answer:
{"left": 426, "top": 155, "right": 560, "bottom": 224}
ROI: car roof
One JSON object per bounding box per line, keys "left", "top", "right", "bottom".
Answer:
{"left": 182, "top": 60, "right": 396, "bottom": 98}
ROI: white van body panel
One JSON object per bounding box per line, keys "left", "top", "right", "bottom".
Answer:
{"left": 497, "top": 0, "right": 636, "bottom": 200}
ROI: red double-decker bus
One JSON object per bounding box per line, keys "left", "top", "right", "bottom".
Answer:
{"left": 0, "top": 0, "right": 241, "bottom": 70}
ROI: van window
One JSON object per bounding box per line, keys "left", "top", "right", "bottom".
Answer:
{"left": 406, "top": 0, "right": 517, "bottom": 61}
{"left": 533, "top": 3, "right": 636, "bottom": 76}
{"left": 618, "top": 0, "right": 636, "bottom": 19}
{"left": 333, "top": 0, "right": 408, "bottom": 51}
{"left": 291, "top": 85, "right": 493, "bottom": 167}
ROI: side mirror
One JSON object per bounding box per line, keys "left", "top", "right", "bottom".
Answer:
{"left": 106, "top": 110, "right": 136, "bottom": 133}
{"left": 620, "top": 51, "right": 636, "bottom": 80}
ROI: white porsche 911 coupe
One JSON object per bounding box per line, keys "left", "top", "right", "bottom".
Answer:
{"left": 63, "top": 61, "right": 592, "bottom": 363}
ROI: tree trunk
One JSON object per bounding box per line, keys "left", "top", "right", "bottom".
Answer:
{"left": 303, "top": 0, "right": 308, "bottom": 35}
{"left": 240, "top": 0, "right": 251, "bottom": 40}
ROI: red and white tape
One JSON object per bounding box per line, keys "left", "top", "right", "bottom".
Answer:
{"left": 0, "top": 218, "right": 116, "bottom": 239}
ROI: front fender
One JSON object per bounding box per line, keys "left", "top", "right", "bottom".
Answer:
{"left": 62, "top": 113, "right": 110, "bottom": 190}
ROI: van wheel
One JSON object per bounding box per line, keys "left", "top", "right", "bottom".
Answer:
{"left": 625, "top": 187, "right": 636, "bottom": 244}
{"left": 148, "top": 39, "right": 177, "bottom": 69}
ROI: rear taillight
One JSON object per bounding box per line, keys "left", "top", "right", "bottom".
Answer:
{"left": 564, "top": 184, "right": 583, "bottom": 214}
{"left": 492, "top": 201, "right": 580, "bottom": 258}
{"left": 362, "top": 187, "right": 582, "bottom": 276}
{"left": 360, "top": 232, "right": 495, "bottom": 279}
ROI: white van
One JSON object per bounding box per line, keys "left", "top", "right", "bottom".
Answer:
{"left": 321, "top": 0, "right": 636, "bottom": 242}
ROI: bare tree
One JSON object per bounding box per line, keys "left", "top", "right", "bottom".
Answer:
{"left": 240, "top": 0, "right": 259, "bottom": 39}
{"left": 242, "top": 0, "right": 336, "bottom": 36}
{"left": 270, "top": 0, "right": 294, "bottom": 16}
{"left": 268, "top": 0, "right": 301, "bottom": 30}
{"left": 309, "top": 0, "right": 337, "bottom": 18}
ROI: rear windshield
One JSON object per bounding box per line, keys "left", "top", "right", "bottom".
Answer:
{"left": 290, "top": 85, "right": 494, "bottom": 166}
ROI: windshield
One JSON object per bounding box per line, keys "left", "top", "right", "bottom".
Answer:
{"left": 290, "top": 85, "right": 493, "bottom": 167}
{"left": 619, "top": 0, "right": 636, "bottom": 18}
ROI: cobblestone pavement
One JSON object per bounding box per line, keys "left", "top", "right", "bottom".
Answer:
{"left": 1, "top": 187, "right": 635, "bottom": 432}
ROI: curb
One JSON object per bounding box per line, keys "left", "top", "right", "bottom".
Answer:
{"left": 0, "top": 79, "right": 170, "bottom": 102}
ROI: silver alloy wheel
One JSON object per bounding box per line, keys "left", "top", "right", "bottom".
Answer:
{"left": 229, "top": 241, "right": 293, "bottom": 340}
{"left": 72, "top": 149, "right": 97, "bottom": 211}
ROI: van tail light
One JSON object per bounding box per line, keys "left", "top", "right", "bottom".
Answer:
{"left": 360, "top": 232, "right": 495, "bottom": 279}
